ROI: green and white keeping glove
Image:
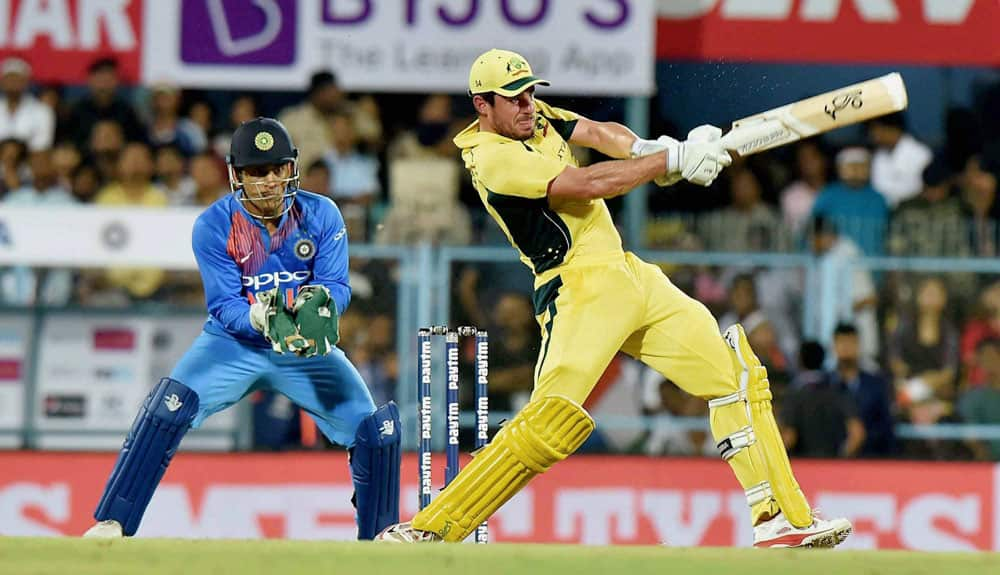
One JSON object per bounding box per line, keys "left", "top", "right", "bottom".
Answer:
{"left": 292, "top": 285, "right": 340, "bottom": 358}
{"left": 249, "top": 288, "right": 311, "bottom": 354}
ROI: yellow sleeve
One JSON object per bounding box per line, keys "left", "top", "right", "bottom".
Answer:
{"left": 475, "top": 142, "right": 566, "bottom": 199}
{"left": 535, "top": 99, "right": 580, "bottom": 141}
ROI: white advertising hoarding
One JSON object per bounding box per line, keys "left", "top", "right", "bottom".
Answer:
{"left": 143, "top": 0, "right": 655, "bottom": 95}
{"left": 30, "top": 314, "right": 235, "bottom": 449}
{"left": 0, "top": 206, "right": 200, "bottom": 269}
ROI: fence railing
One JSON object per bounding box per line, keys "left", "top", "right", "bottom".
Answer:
{"left": 4, "top": 242, "right": 1000, "bottom": 455}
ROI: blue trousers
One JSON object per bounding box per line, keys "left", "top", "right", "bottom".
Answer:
{"left": 171, "top": 331, "right": 375, "bottom": 447}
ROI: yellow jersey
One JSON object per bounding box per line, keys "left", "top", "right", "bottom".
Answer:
{"left": 453, "top": 100, "right": 623, "bottom": 285}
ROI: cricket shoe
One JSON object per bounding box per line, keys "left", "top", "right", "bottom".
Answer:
{"left": 374, "top": 522, "right": 443, "bottom": 543}
{"left": 753, "top": 512, "right": 852, "bottom": 548}
{"left": 83, "top": 519, "right": 124, "bottom": 538}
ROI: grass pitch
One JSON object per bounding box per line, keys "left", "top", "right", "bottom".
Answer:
{"left": 0, "top": 537, "right": 994, "bottom": 575}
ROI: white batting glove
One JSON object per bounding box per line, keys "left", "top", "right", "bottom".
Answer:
{"left": 631, "top": 136, "right": 682, "bottom": 187}
{"left": 676, "top": 125, "right": 733, "bottom": 187}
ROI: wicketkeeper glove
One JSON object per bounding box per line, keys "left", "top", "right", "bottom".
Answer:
{"left": 249, "top": 288, "right": 311, "bottom": 354}
{"left": 292, "top": 285, "right": 340, "bottom": 358}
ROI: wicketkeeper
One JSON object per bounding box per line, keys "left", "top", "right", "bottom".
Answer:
{"left": 83, "top": 117, "right": 400, "bottom": 540}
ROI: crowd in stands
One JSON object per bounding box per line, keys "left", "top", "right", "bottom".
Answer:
{"left": 3, "top": 55, "right": 1000, "bottom": 459}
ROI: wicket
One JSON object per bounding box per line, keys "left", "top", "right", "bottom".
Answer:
{"left": 417, "top": 326, "right": 490, "bottom": 544}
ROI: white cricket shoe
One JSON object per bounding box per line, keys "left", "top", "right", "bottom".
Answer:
{"left": 753, "top": 512, "right": 852, "bottom": 548}
{"left": 83, "top": 519, "right": 124, "bottom": 539}
{"left": 374, "top": 522, "right": 442, "bottom": 543}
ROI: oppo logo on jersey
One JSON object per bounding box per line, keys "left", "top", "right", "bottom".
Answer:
{"left": 242, "top": 270, "right": 312, "bottom": 292}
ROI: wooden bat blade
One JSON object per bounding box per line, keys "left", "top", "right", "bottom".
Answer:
{"left": 720, "top": 73, "right": 908, "bottom": 156}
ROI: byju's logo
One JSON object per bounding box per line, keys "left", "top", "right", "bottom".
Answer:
{"left": 181, "top": 0, "right": 296, "bottom": 65}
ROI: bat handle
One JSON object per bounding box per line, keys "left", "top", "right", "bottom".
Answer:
{"left": 720, "top": 120, "right": 788, "bottom": 157}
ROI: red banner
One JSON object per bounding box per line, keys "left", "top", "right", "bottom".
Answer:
{"left": 0, "top": 0, "right": 142, "bottom": 84}
{"left": 2, "top": 452, "right": 997, "bottom": 549}
{"left": 656, "top": 0, "right": 1000, "bottom": 66}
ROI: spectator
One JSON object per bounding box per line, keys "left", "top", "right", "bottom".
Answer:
{"left": 888, "top": 277, "right": 960, "bottom": 402}
{"left": 64, "top": 57, "right": 143, "bottom": 147}
{"left": 4, "top": 149, "right": 71, "bottom": 203}
{"left": 87, "top": 119, "right": 126, "bottom": 184}
{"left": 962, "top": 154, "right": 1000, "bottom": 257}
{"left": 806, "top": 216, "right": 879, "bottom": 368}
{"left": 278, "top": 70, "right": 344, "bottom": 168}
{"left": 782, "top": 340, "right": 866, "bottom": 458}
{"left": 699, "top": 168, "right": 785, "bottom": 252}
{"left": 186, "top": 99, "right": 215, "bottom": 141}
{"left": 479, "top": 292, "right": 539, "bottom": 412}
{"left": 188, "top": 153, "right": 228, "bottom": 206}
{"left": 0, "top": 137, "right": 28, "bottom": 195}
{"left": 831, "top": 323, "right": 896, "bottom": 457}
{"left": 70, "top": 162, "right": 101, "bottom": 204}
{"left": 780, "top": 139, "right": 829, "bottom": 238}
{"left": 868, "top": 112, "right": 933, "bottom": 208}
{"left": 960, "top": 281, "right": 1000, "bottom": 388}
{"left": 0, "top": 149, "right": 76, "bottom": 306}
{"left": 146, "top": 82, "right": 205, "bottom": 155}
{"left": 95, "top": 141, "right": 166, "bottom": 205}
{"left": 52, "top": 141, "right": 82, "bottom": 189}
{"left": 388, "top": 93, "right": 460, "bottom": 160}
{"left": 640, "top": 374, "right": 713, "bottom": 456}
{"left": 213, "top": 94, "right": 258, "bottom": 159}
{"left": 376, "top": 155, "right": 471, "bottom": 246}
{"left": 0, "top": 57, "right": 54, "bottom": 151}
{"left": 718, "top": 273, "right": 760, "bottom": 331}
{"left": 811, "top": 146, "right": 888, "bottom": 256}
{"left": 300, "top": 159, "right": 331, "bottom": 197}
{"left": 84, "top": 143, "right": 167, "bottom": 303}
{"left": 38, "top": 83, "right": 70, "bottom": 143}
{"left": 889, "top": 159, "right": 967, "bottom": 257}
{"left": 154, "top": 144, "right": 195, "bottom": 205}
{"left": 958, "top": 338, "right": 1000, "bottom": 460}
{"left": 323, "top": 110, "right": 380, "bottom": 206}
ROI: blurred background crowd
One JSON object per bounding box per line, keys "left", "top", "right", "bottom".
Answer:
{"left": 3, "top": 53, "right": 1000, "bottom": 461}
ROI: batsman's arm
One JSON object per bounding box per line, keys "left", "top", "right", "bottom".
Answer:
{"left": 191, "top": 214, "right": 257, "bottom": 339}
{"left": 548, "top": 154, "right": 666, "bottom": 200}
{"left": 309, "top": 197, "right": 352, "bottom": 316}
{"left": 567, "top": 117, "right": 640, "bottom": 160}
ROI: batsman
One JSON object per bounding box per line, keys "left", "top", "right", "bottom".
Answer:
{"left": 378, "top": 49, "right": 852, "bottom": 547}
{"left": 83, "top": 117, "right": 400, "bottom": 540}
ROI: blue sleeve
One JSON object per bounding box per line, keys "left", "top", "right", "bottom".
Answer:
{"left": 311, "top": 198, "right": 352, "bottom": 315}
{"left": 192, "top": 213, "right": 257, "bottom": 339}
{"left": 811, "top": 189, "right": 830, "bottom": 216}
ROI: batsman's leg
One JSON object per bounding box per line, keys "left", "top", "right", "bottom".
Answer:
{"left": 620, "top": 254, "right": 848, "bottom": 545}
{"left": 85, "top": 332, "right": 266, "bottom": 538}
{"left": 406, "top": 264, "right": 643, "bottom": 542}
{"left": 274, "top": 348, "right": 401, "bottom": 540}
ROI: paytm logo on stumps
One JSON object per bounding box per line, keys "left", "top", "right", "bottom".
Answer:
{"left": 180, "top": 0, "right": 296, "bottom": 65}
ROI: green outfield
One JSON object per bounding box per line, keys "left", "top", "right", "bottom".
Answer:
{"left": 1, "top": 537, "right": 993, "bottom": 575}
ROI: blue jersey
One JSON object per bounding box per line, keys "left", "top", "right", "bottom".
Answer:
{"left": 191, "top": 190, "right": 351, "bottom": 347}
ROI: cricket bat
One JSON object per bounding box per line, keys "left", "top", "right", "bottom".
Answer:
{"left": 720, "top": 73, "right": 908, "bottom": 156}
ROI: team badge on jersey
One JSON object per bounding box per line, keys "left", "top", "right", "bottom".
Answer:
{"left": 294, "top": 238, "right": 316, "bottom": 260}
{"left": 254, "top": 131, "right": 274, "bottom": 151}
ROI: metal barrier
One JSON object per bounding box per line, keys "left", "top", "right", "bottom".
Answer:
{"left": 4, "top": 243, "right": 1000, "bottom": 453}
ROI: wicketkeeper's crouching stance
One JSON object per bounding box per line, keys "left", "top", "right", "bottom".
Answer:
{"left": 377, "top": 50, "right": 851, "bottom": 548}
{"left": 83, "top": 118, "right": 400, "bottom": 540}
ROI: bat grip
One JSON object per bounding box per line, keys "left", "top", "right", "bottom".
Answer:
{"left": 720, "top": 120, "right": 788, "bottom": 156}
